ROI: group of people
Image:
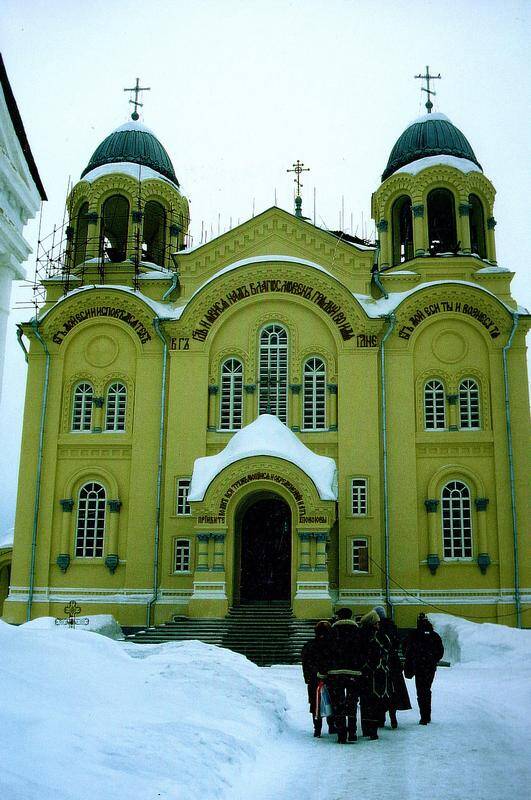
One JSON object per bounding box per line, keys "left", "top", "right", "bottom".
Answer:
{"left": 301, "top": 607, "right": 444, "bottom": 743}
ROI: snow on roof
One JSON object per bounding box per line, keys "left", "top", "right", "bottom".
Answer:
{"left": 38, "top": 284, "right": 174, "bottom": 322}
{"left": 475, "top": 265, "right": 511, "bottom": 274}
{"left": 395, "top": 155, "right": 482, "bottom": 176}
{"left": 81, "top": 161, "right": 178, "bottom": 187}
{"left": 0, "top": 527, "right": 14, "bottom": 549}
{"left": 405, "top": 111, "right": 451, "bottom": 127}
{"left": 354, "top": 279, "right": 517, "bottom": 318}
{"left": 112, "top": 120, "right": 156, "bottom": 135}
{"left": 188, "top": 414, "right": 338, "bottom": 502}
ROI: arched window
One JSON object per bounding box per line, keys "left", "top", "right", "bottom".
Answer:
{"left": 441, "top": 481, "right": 472, "bottom": 558}
{"left": 75, "top": 482, "right": 106, "bottom": 557}
{"left": 469, "top": 194, "right": 487, "bottom": 259}
{"left": 105, "top": 383, "right": 127, "bottom": 432}
{"left": 391, "top": 195, "right": 413, "bottom": 265}
{"left": 459, "top": 379, "right": 480, "bottom": 429}
{"left": 303, "top": 357, "right": 326, "bottom": 430}
{"left": 220, "top": 359, "right": 243, "bottom": 430}
{"left": 102, "top": 194, "right": 129, "bottom": 262}
{"left": 72, "top": 383, "right": 93, "bottom": 431}
{"left": 427, "top": 189, "right": 457, "bottom": 254}
{"left": 73, "top": 202, "right": 89, "bottom": 266}
{"left": 259, "top": 324, "right": 288, "bottom": 423}
{"left": 142, "top": 200, "right": 166, "bottom": 266}
{"left": 424, "top": 380, "right": 446, "bottom": 430}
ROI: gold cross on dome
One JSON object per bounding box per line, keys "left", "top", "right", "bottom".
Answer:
{"left": 124, "top": 77, "right": 151, "bottom": 120}
{"left": 287, "top": 160, "right": 310, "bottom": 197}
{"left": 414, "top": 66, "right": 441, "bottom": 113}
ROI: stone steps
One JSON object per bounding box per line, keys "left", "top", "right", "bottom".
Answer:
{"left": 126, "top": 602, "right": 319, "bottom": 666}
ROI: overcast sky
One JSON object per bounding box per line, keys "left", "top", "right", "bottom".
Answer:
{"left": 0, "top": 0, "right": 529, "bottom": 532}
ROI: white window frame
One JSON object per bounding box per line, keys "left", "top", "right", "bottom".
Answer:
{"left": 459, "top": 378, "right": 480, "bottom": 430}
{"left": 424, "top": 379, "right": 446, "bottom": 430}
{"left": 219, "top": 358, "right": 243, "bottom": 430}
{"left": 351, "top": 537, "right": 369, "bottom": 573}
{"left": 441, "top": 480, "right": 473, "bottom": 559}
{"left": 302, "top": 357, "right": 326, "bottom": 431}
{"left": 173, "top": 538, "right": 191, "bottom": 573}
{"left": 351, "top": 478, "right": 368, "bottom": 517}
{"left": 258, "top": 324, "right": 288, "bottom": 424}
{"left": 105, "top": 382, "right": 127, "bottom": 432}
{"left": 72, "top": 382, "right": 93, "bottom": 431}
{"left": 75, "top": 481, "right": 106, "bottom": 557}
{"left": 176, "top": 478, "right": 191, "bottom": 516}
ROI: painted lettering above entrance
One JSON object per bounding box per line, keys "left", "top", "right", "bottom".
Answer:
{"left": 191, "top": 280, "right": 365, "bottom": 343}
{"left": 218, "top": 471, "right": 307, "bottom": 521}
{"left": 52, "top": 306, "right": 151, "bottom": 344}
{"left": 398, "top": 300, "right": 501, "bottom": 341}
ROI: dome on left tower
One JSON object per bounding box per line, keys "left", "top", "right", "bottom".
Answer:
{"left": 80, "top": 120, "right": 180, "bottom": 187}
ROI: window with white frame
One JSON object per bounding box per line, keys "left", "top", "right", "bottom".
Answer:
{"left": 174, "top": 538, "right": 191, "bottom": 572}
{"left": 351, "top": 478, "right": 368, "bottom": 516}
{"left": 220, "top": 359, "right": 243, "bottom": 430}
{"left": 176, "top": 478, "right": 191, "bottom": 515}
{"left": 105, "top": 382, "right": 127, "bottom": 431}
{"left": 72, "top": 382, "right": 93, "bottom": 431}
{"left": 259, "top": 324, "right": 288, "bottom": 423}
{"left": 459, "top": 379, "right": 480, "bottom": 429}
{"left": 303, "top": 357, "right": 326, "bottom": 430}
{"left": 75, "top": 482, "right": 106, "bottom": 557}
{"left": 424, "top": 379, "right": 446, "bottom": 430}
{"left": 351, "top": 538, "right": 369, "bottom": 573}
{"left": 441, "top": 481, "right": 472, "bottom": 558}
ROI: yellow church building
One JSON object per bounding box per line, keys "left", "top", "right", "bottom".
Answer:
{"left": 2, "top": 84, "right": 530, "bottom": 633}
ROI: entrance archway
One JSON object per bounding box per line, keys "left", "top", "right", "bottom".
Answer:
{"left": 237, "top": 494, "right": 291, "bottom": 602}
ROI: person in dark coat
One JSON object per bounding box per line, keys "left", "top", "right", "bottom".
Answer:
{"left": 359, "top": 610, "right": 391, "bottom": 740}
{"left": 374, "top": 606, "right": 411, "bottom": 728}
{"left": 325, "top": 608, "right": 364, "bottom": 743}
{"left": 301, "top": 620, "right": 334, "bottom": 737}
{"left": 404, "top": 613, "right": 444, "bottom": 725}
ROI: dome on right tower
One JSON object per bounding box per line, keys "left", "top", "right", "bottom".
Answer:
{"left": 382, "top": 112, "right": 482, "bottom": 182}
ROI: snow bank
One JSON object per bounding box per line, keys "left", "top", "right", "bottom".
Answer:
{"left": 189, "top": 414, "right": 338, "bottom": 501}
{"left": 0, "top": 621, "right": 286, "bottom": 800}
{"left": 21, "top": 614, "right": 125, "bottom": 640}
{"left": 431, "top": 613, "right": 531, "bottom": 666}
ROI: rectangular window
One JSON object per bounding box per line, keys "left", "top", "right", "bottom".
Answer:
{"left": 176, "top": 478, "right": 191, "bottom": 515}
{"left": 174, "top": 539, "right": 191, "bottom": 572}
{"left": 351, "top": 538, "right": 369, "bottom": 573}
{"left": 351, "top": 478, "right": 368, "bottom": 516}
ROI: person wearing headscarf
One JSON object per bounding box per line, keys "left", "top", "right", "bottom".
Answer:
{"left": 301, "top": 620, "right": 334, "bottom": 737}
{"left": 404, "top": 613, "right": 444, "bottom": 724}
{"left": 373, "top": 606, "right": 411, "bottom": 728}
{"left": 358, "top": 609, "right": 391, "bottom": 740}
{"left": 325, "top": 607, "right": 364, "bottom": 743}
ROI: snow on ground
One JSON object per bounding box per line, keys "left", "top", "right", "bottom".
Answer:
{"left": 1, "top": 614, "right": 530, "bottom": 800}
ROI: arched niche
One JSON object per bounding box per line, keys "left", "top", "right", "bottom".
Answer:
{"left": 142, "top": 200, "right": 166, "bottom": 266}
{"left": 469, "top": 194, "right": 487, "bottom": 259}
{"left": 102, "top": 194, "right": 130, "bottom": 263}
{"left": 427, "top": 188, "right": 457, "bottom": 254}
{"left": 391, "top": 194, "right": 413, "bottom": 265}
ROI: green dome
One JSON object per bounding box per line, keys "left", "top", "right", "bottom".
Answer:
{"left": 382, "top": 113, "right": 481, "bottom": 182}
{"left": 81, "top": 121, "right": 179, "bottom": 186}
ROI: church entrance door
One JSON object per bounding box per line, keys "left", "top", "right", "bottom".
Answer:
{"left": 239, "top": 496, "right": 291, "bottom": 601}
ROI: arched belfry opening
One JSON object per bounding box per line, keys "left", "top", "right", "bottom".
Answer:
{"left": 101, "top": 194, "right": 129, "bottom": 262}
{"left": 391, "top": 195, "right": 413, "bottom": 264}
{"left": 142, "top": 200, "right": 166, "bottom": 266}
{"left": 427, "top": 188, "right": 457, "bottom": 254}
{"left": 469, "top": 194, "right": 487, "bottom": 258}
{"left": 235, "top": 493, "right": 291, "bottom": 603}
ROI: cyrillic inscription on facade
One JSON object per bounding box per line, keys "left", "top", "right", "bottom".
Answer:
{"left": 53, "top": 306, "right": 151, "bottom": 344}
{"left": 218, "top": 471, "right": 306, "bottom": 520}
{"left": 398, "top": 300, "right": 501, "bottom": 340}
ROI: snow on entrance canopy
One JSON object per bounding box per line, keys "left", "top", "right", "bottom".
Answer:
{"left": 188, "top": 414, "right": 338, "bottom": 502}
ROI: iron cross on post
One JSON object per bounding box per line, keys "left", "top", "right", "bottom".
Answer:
{"left": 415, "top": 66, "right": 441, "bottom": 113}
{"left": 287, "top": 160, "right": 310, "bottom": 198}
{"left": 124, "top": 77, "right": 151, "bottom": 121}
{"left": 55, "top": 600, "right": 89, "bottom": 629}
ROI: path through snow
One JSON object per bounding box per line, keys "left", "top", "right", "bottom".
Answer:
{"left": 234, "top": 663, "right": 529, "bottom": 800}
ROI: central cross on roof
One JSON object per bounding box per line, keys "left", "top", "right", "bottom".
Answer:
{"left": 414, "top": 66, "right": 441, "bottom": 113}
{"left": 123, "top": 77, "right": 151, "bottom": 121}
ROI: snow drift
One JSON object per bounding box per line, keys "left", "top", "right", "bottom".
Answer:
{"left": 431, "top": 612, "right": 531, "bottom": 665}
